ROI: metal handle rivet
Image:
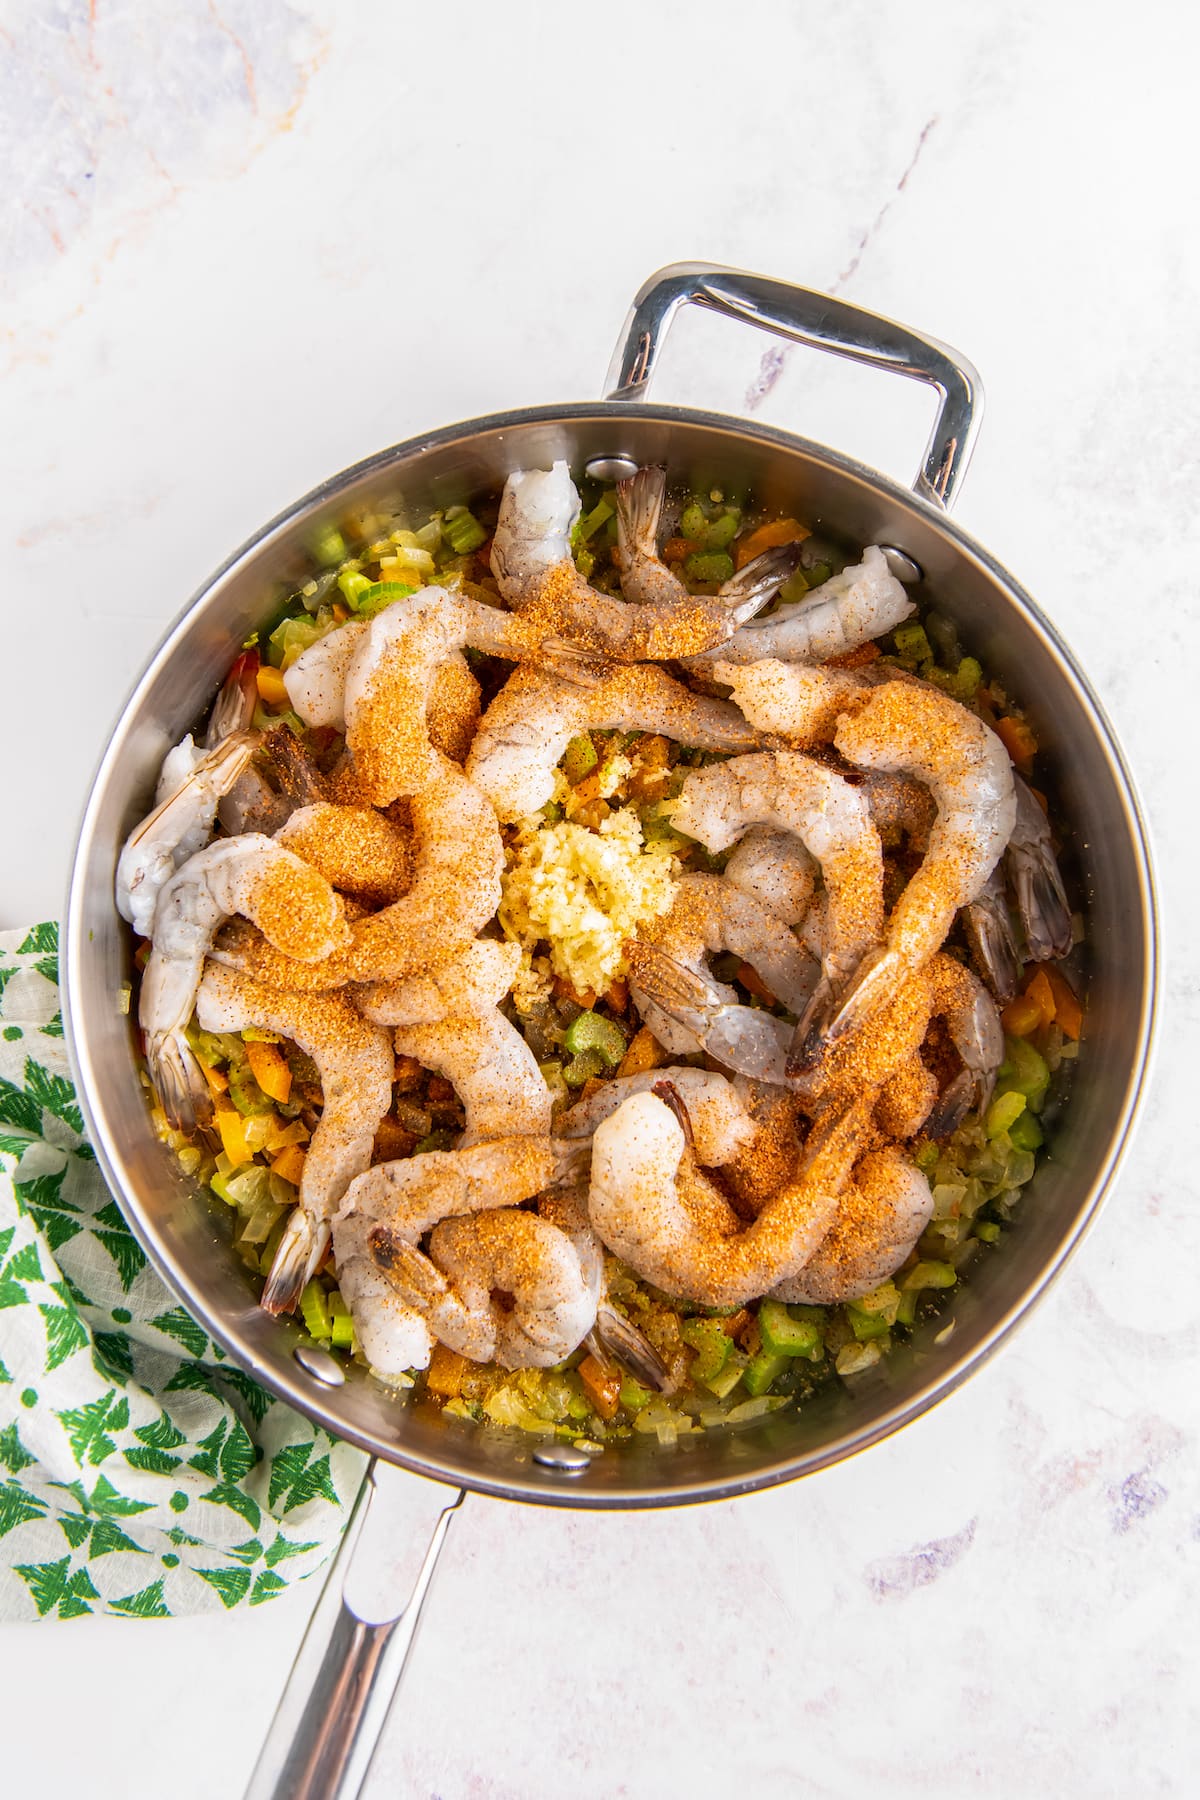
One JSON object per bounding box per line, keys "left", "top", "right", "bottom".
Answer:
{"left": 294, "top": 1343, "right": 346, "bottom": 1387}
{"left": 584, "top": 454, "right": 640, "bottom": 483}
{"left": 880, "top": 546, "right": 924, "bottom": 585}
{"left": 533, "top": 1444, "right": 591, "bottom": 1474}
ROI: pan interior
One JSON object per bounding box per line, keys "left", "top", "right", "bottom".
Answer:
{"left": 63, "top": 405, "right": 1156, "bottom": 1507}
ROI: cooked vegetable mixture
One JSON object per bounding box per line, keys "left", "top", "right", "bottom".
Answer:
{"left": 119, "top": 460, "right": 1081, "bottom": 1452}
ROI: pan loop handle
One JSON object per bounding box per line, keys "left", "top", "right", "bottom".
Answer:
{"left": 602, "top": 262, "right": 983, "bottom": 511}
{"left": 245, "top": 1461, "right": 464, "bottom": 1800}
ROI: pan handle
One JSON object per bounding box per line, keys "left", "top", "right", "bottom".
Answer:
{"left": 244, "top": 1461, "right": 465, "bottom": 1800}
{"left": 602, "top": 262, "right": 983, "bottom": 510}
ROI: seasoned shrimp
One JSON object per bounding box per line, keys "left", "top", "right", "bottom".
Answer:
{"left": 686, "top": 545, "right": 914, "bottom": 668}
{"left": 921, "top": 954, "right": 1005, "bottom": 1138}
{"left": 724, "top": 827, "right": 817, "bottom": 926}
{"left": 194, "top": 963, "right": 394, "bottom": 1315}
{"left": 467, "top": 662, "right": 764, "bottom": 821}
{"left": 796, "top": 680, "right": 1017, "bottom": 1060}
{"left": 492, "top": 460, "right": 797, "bottom": 661}
{"left": 627, "top": 875, "right": 817, "bottom": 1061}
{"left": 369, "top": 1208, "right": 598, "bottom": 1369}
{"left": 210, "top": 758, "right": 503, "bottom": 988}
{"left": 116, "top": 734, "right": 256, "bottom": 938}
{"left": 587, "top": 1087, "right": 868, "bottom": 1307}
{"left": 622, "top": 944, "right": 795, "bottom": 1084}
{"left": 277, "top": 803, "right": 414, "bottom": 907}
{"left": 770, "top": 1148, "right": 933, "bottom": 1304}
{"left": 962, "top": 864, "right": 1022, "bottom": 1003}
{"left": 710, "top": 658, "right": 867, "bottom": 745}
{"left": 668, "top": 751, "right": 884, "bottom": 1035}
{"left": 561, "top": 1066, "right": 758, "bottom": 1167}
{"left": 1006, "top": 774, "right": 1073, "bottom": 962}
{"left": 140, "top": 835, "right": 349, "bottom": 1128}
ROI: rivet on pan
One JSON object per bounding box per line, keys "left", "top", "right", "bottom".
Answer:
{"left": 584, "top": 454, "right": 639, "bottom": 483}
{"left": 293, "top": 1343, "right": 346, "bottom": 1387}
{"left": 533, "top": 1444, "right": 591, "bottom": 1475}
{"left": 879, "top": 546, "right": 924, "bottom": 585}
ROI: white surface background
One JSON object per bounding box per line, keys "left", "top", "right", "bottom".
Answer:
{"left": 2, "top": 1, "right": 1197, "bottom": 1795}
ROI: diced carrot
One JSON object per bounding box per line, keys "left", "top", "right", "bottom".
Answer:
{"left": 425, "top": 1343, "right": 469, "bottom": 1399}
{"left": 578, "top": 1076, "right": 608, "bottom": 1104}
{"left": 332, "top": 601, "right": 349, "bottom": 623}
{"left": 723, "top": 1308, "right": 754, "bottom": 1343}
{"left": 995, "top": 715, "right": 1038, "bottom": 768}
{"left": 579, "top": 1354, "right": 622, "bottom": 1421}
{"left": 1025, "top": 968, "right": 1057, "bottom": 1030}
{"left": 1001, "top": 993, "right": 1043, "bottom": 1038}
{"left": 617, "top": 1025, "right": 669, "bottom": 1078}
{"left": 245, "top": 1039, "right": 293, "bottom": 1104}
{"left": 735, "top": 962, "right": 778, "bottom": 1007}
{"left": 269, "top": 1143, "right": 307, "bottom": 1186}
{"left": 663, "top": 536, "right": 697, "bottom": 563}
{"left": 255, "top": 665, "right": 291, "bottom": 709}
{"left": 200, "top": 1061, "right": 229, "bottom": 1097}
{"left": 1042, "top": 965, "right": 1083, "bottom": 1040}
{"left": 216, "top": 1107, "right": 253, "bottom": 1168}
{"left": 553, "top": 975, "right": 598, "bottom": 1010}
{"left": 371, "top": 1118, "right": 418, "bottom": 1164}
{"left": 733, "top": 517, "right": 811, "bottom": 569}
{"left": 393, "top": 1054, "right": 423, "bottom": 1092}
{"left": 604, "top": 978, "right": 629, "bottom": 1014}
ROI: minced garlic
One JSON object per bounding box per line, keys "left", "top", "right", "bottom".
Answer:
{"left": 499, "top": 806, "right": 679, "bottom": 996}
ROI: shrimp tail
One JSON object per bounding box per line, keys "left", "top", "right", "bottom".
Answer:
{"left": 963, "top": 881, "right": 1023, "bottom": 1002}
{"left": 719, "top": 542, "right": 806, "bottom": 627}
{"left": 624, "top": 939, "right": 707, "bottom": 1015}
{"left": 923, "top": 1068, "right": 976, "bottom": 1140}
{"left": 615, "top": 463, "right": 667, "bottom": 561}
{"left": 261, "top": 1209, "right": 329, "bottom": 1315}
{"left": 205, "top": 650, "right": 260, "bottom": 747}
{"left": 1008, "top": 850, "right": 1073, "bottom": 963}
{"left": 588, "top": 1299, "right": 671, "bottom": 1392}
{"left": 147, "top": 1029, "right": 213, "bottom": 1134}
{"left": 788, "top": 946, "right": 900, "bottom": 1074}
{"left": 366, "top": 1228, "right": 448, "bottom": 1308}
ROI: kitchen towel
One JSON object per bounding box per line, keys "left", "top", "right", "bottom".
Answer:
{"left": 0, "top": 923, "right": 364, "bottom": 1621}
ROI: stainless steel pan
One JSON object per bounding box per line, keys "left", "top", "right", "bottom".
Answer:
{"left": 62, "top": 266, "right": 1157, "bottom": 1798}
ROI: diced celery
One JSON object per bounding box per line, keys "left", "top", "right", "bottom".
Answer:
{"left": 413, "top": 1129, "right": 455, "bottom": 1155}
{"left": 210, "top": 1170, "right": 236, "bottom": 1206}
{"left": 540, "top": 800, "right": 563, "bottom": 824}
{"left": 680, "top": 1317, "right": 731, "bottom": 1382}
{"left": 914, "top": 1140, "right": 939, "bottom": 1173}
{"left": 777, "top": 568, "right": 810, "bottom": 603}
{"left": 300, "top": 1280, "right": 332, "bottom": 1341}
{"left": 805, "top": 561, "right": 832, "bottom": 587}
{"left": 562, "top": 1048, "right": 606, "bottom": 1088}
{"left": 900, "top": 1260, "right": 958, "bottom": 1292}
{"left": 702, "top": 511, "right": 741, "bottom": 550}
{"left": 1004, "top": 1036, "right": 1050, "bottom": 1105}
{"left": 975, "top": 1220, "right": 1002, "bottom": 1243}
{"left": 618, "top": 1376, "right": 652, "bottom": 1414}
{"left": 337, "top": 569, "right": 373, "bottom": 607}
{"left": 757, "top": 1299, "right": 822, "bottom": 1359}
{"left": 267, "top": 613, "right": 329, "bottom": 670}
{"left": 952, "top": 655, "right": 983, "bottom": 700}
{"left": 852, "top": 1281, "right": 901, "bottom": 1323}
{"left": 700, "top": 1348, "right": 748, "bottom": 1399}
{"left": 574, "top": 496, "right": 615, "bottom": 544}
{"left": 680, "top": 500, "right": 709, "bottom": 541}
{"left": 986, "top": 1090, "right": 1027, "bottom": 1139}
{"left": 562, "top": 1011, "right": 627, "bottom": 1068}
{"left": 227, "top": 1062, "right": 273, "bottom": 1119}
{"left": 562, "top": 734, "right": 598, "bottom": 784}
{"left": 1009, "top": 1109, "right": 1044, "bottom": 1152}
{"left": 848, "top": 1308, "right": 890, "bottom": 1343}
{"left": 684, "top": 551, "right": 735, "bottom": 585}
{"left": 442, "top": 506, "right": 487, "bottom": 555}
{"left": 895, "top": 1289, "right": 918, "bottom": 1327}
{"left": 308, "top": 522, "right": 348, "bottom": 568}
{"left": 355, "top": 580, "right": 415, "bottom": 619}
{"left": 743, "top": 1347, "right": 789, "bottom": 1397}
{"left": 893, "top": 622, "right": 932, "bottom": 663}
{"left": 329, "top": 1311, "right": 355, "bottom": 1350}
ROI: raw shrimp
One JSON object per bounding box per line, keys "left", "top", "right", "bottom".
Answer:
{"left": 368, "top": 1208, "right": 598, "bottom": 1369}
{"left": 686, "top": 545, "right": 914, "bottom": 667}
{"left": 561, "top": 1066, "right": 758, "bottom": 1167}
{"left": 116, "top": 651, "right": 265, "bottom": 937}
{"left": 724, "top": 827, "right": 817, "bottom": 926}
{"left": 194, "top": 963, "right": 394, "bottom": 1315}
{"left": 1006, "top": 774, "right": 1073, "bottom": 962}
{"left": 962, "top": 864, "right": 1023, "bottom": 1003}
{"left": 710, "top": 658, "right": 867, "bottom": 745}
{"left": 210, "top": 758, "right": 503, "bottom": 988}
{"left": 586, "top": 1086, "right": 869, "bottom": 1307}
{"left": 668, "top": 751, "right": 884, "bottom": 1036}
{"left": 627, "top": 875, "right": 818, "bottom": 1061}
{"left": 492, "top": 460, "right": 797, "bottom": 661}
{"left": 614, "top": 460, "right": 804, "bottom": 615}
{"left": 770, "top": 1148, "right": 933, "bottom": 1305}
{"left": 796, "top": 680, "right": 1017, "bottom": 1060}
{"left": 466, "top": 662, "right": 764, "bottom": 821}
{"left": 276, "top": 803, "right": 414, "bottom": 907}
{"left": 535, "top": 1184, "right": 674, "bottom": 1391}
{"left": 621, "top": 944, "right": 794, "bottom": 1084}
{"left": 921, "top": 954, "right": 1005, "bottom": 1138}
{"left": 139, "top": 835, "right": 349, "bottom": 1128}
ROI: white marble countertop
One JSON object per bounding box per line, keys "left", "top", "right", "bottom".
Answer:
{"left": 1, "top": 1, "right": 1196, "bottom": 1794}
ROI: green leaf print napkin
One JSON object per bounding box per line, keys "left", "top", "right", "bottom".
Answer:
{"left": 0, "top": 924, "right": 365, "bottom": 1621}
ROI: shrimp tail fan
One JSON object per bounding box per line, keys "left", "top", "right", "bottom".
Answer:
{"left": 261, "top": 1210, "right": 328, "bottom": 1316}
